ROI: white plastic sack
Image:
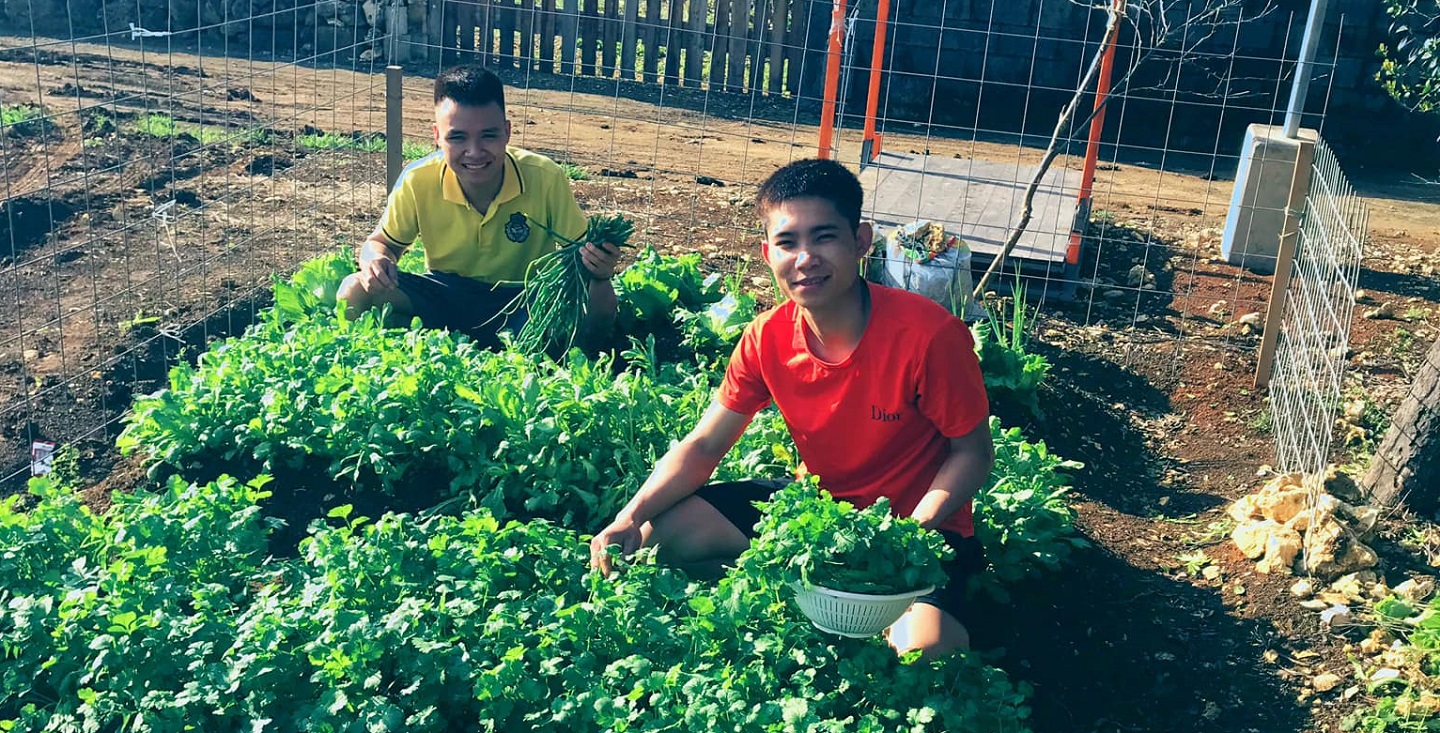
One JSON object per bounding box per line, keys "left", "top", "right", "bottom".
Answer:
{"left": 876, "top": 220, "right": 984, "bottom": 321}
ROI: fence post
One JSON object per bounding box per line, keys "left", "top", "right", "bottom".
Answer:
{"left": 859, "top": 0, "right": 890, "bottom": 165}
{"left": 386, "top": 65, "right": 405, "bottom": 192}
{"left": 1254, "top": 137, "right": 1317, "bottom": 389}
{"left": 816, "top": 0, "right": 846, "bottom": 159}
{"left": 426, "top": 0, "right": 443, "bottom": 63}
{"left": 387, "top": 0, "right": 410, "bottom": 63}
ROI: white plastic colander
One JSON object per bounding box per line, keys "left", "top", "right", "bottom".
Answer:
{"left": 790, "top": 582, "right": 935, "bottom": 638}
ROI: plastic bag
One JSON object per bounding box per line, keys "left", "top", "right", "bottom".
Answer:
{"left": 871, "top": 220, "right": 984, "bottom": 321}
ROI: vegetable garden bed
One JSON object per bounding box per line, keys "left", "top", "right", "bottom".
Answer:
{"left": 0, "top": 242, "right": 1085, "bottom": 731}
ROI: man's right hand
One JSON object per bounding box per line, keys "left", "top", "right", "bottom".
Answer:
{"left": 357, "top": 252, "right": 399, "bottom": 291}
{"left": 589, "top": 516, "right": 643, "bottom": 577}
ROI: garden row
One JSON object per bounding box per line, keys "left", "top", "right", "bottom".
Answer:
{"left": 1, "top": 243, "right": 1079, "bottom": 731}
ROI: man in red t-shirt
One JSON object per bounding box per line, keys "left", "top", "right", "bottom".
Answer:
{"left": 589, "top": 158, "right": 995, "bottom": 658}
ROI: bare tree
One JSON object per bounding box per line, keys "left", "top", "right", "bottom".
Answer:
{"left": 1362, "top": 0, "right": 1440, "bottom": 511}
{"left": 971, "top": 0, "right": 1263, "bottom": 297}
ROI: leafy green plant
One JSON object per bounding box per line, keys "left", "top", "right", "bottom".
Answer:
{"left": 501, "top": 213, "right": 637, "bottom": 354}
{"left": 713, "top": 406, "right": 796, "bottom": 483}
{"left": 117, "top": 310, "right": 730, "bottom": 534}
{"left": 744, "top": 480, "right": 952, "bottom": 595}
{"left": 403, "top": 139, "right": 434, "bottom": 161}
{"left": 297, "top": 131, "right": 386, "bottom": 152}
{"left": 972, "top": 283, "right": 1050, "bottom": 419}
{"left": 0, "top": 474, "right": 1035, "bottom": 733}
{"left": 45, "top": 445, "right": 82, "bottom": 492}
{"left": 678, "top": 288, "right": 757, "bottom": 359}
{"left": 1342, "top": 590, "right": 1440, "bottom": 732}
{"left": 561, "top": 162, "right": 590, "bottom": 180}
{"left": 0, "top": 104, "right": 52, "bottom": 137}
{"left": 971, "top": 418, "right": 1085, "bottom": 601}
{"left": 132, "top": 113, "right": 243, "bottom": 145}
{"left": 270, "top": 245, "right": 426, "bottom": 323}
{"left": 614, "top": 245, "right": 724, "bottom": 334}
{"left": 1377, "top": 0, "right": 1440, "bottom": 114}
{"left": 1176, "top": 549, "right": 1211, "bottom": 576}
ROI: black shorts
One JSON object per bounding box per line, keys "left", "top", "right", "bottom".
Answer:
{"left": 396, "top": 271, "right": 526, "bottom": 346}
{"left": 693, "top": 479, "right": 988, "bottom": 624}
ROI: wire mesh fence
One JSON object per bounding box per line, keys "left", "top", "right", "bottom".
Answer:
{"left": 0, "top": 9, "right": 391, "bottom": 485}
{"left": 1269, "top": 135, "right": 1365, "bottom": 486}
{"left": 0, "top": 0, "right": 1400, "bottom": 489}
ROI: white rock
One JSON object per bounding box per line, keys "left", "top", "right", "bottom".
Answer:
{"left": 1291, "top": 578, "right": 1315, "bottom": 598}
{"left": 1258, "top": 488, "right": 1309, "bottom": 524}
{"left": 1228, "top": 494, "right": 1262, "bottom": 523}
{"left": 1371, "top": 668, "right": 1402, "bottom": 683}
{"left": 1320, "top": 604, "right": 1354, "bottom": 628}
{"left": 1394, "top": 577, "right": 1436, "bottom": 602}
{"left": 1258, "top": 526, "right": 1303, "bottom": 575}
{"left": 1237, "top": 312, "right": 1262, "bottom": 328}
{"left": 1313, "top": 673, "right": 1342, "bottom": 692}
{"left": 1233, "top": 520, "right": 1284, "bottom": 559}
{"left": 1331, "top": 571, "right": 1377, "bottom": 601}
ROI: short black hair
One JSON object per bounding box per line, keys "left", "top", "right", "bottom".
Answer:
{"left": 755, "top": 158, "right": 863, "bottom": 231}
{"left": 434, "top": 64, "right": 506, "bottom": 111}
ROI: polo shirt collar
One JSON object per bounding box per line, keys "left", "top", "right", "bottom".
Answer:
{"left": 441, "top": 151, "right": 524, "bottom": 210}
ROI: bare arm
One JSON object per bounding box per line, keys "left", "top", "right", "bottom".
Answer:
{"left": 580, "top": 243, "right": 619, "bottom": 339}
{"left": 356, "top": 225, "right": 409, "bottom": 290}
{"left": 909, "top": 422, "right": 996, "bottom": 530}
{"left": 590, "top": 400, "right": 754, "bottom": 573}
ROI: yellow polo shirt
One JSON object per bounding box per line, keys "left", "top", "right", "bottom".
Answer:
{"left": 379, "top": 147, "right": 587, "bottom": 284}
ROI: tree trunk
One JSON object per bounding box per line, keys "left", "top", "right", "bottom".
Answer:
{"left": 1365, "top": 334, "right": 1440, "bottom": 512}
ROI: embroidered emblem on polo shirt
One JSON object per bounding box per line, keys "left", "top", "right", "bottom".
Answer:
{"left": 505, "top": 212, "right": 530, "bottom": 243}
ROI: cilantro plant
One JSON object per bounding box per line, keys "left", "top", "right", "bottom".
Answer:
{"left": 1, "top": 473, "right": 1035, "bottom": 733}
{"left": 744, "top": 480, "right": 953, "bottom": 595}
{"left": 971, "top": 418, "right": 1087, "bottom": 602}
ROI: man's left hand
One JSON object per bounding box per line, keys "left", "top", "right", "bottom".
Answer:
{"left": 580, "top": 242, "right": 620, "bottom": 280}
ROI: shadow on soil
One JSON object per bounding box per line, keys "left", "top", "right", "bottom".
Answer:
{"left": 995, "top": 339, "right": 1223, "bottom": 521}
{"left": 970, "top": 541, "right": 1309, "bottom": 733}
{"left": 975, "top": 340, "right": 1302, "bottom": 733}
{"left": 1359, "top": 266, "right": 1440, "bottom": 301}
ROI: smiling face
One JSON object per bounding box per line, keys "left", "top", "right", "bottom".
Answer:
{"left": 433, "top": 98, "right": 511, "bottom": 191}
{"left": 761, "top": 197, "right": 872, "bottom": 311}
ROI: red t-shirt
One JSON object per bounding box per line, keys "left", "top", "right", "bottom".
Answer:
{"left": 717, "top": 283, "right": 990, "bottom": 536}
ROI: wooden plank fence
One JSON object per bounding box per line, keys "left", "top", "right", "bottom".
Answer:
{"left": 409, "top": 0, "right": 830, "bottom": 97}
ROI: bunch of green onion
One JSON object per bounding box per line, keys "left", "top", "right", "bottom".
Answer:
{"left": 502, "top": 212, "right": 635, "bottom": 355}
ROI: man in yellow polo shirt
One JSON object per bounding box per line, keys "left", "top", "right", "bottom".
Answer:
{"left": 338, "top": 64, "right": 619, "bottom": 348}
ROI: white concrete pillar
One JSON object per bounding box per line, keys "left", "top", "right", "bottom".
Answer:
{"left": 1221, "top": 123, "right": 1318, "bottom": 275}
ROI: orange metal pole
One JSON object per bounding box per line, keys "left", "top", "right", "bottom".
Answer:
{"left": 861, "top": 0, "right": 891, "bottom": 162}
{"left": 817, "top": 0, "right": 846, "bottom": 160}
{"left": 1067, "top": 0, "right": 1123, "bottom": 266}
